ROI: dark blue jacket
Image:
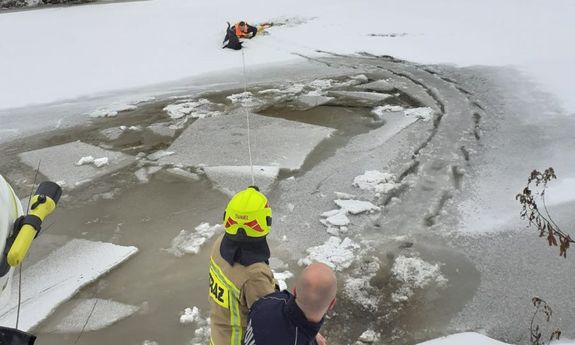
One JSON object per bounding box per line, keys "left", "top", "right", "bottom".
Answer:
{"left": 243, "top": 290, "right": 322, "bottom": 345}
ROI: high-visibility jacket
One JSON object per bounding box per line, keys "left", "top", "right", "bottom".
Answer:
{"left": 234, "top": 22, "right": 250, "bottom": 38}
{"left": 209, "top": 234, "right": 277, "bottom": 345}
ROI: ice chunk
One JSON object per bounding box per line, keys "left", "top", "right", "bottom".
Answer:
{"left": 323, "top": 209, "right": 350, "bottom": 227}
{"left": 353, "top": 170, "right": 399, "bottom": 195}
{"left": 372, "top": 105, "right": 404, "bottom": 118}
{"left": 203, "top": 166, "right": 279, "bottom": 197}
{"left": 19, "top": 141, "right": 135, "bottom": 190}
{"left": 298, "top": 237, "right": 359, "bottom": 271}
{"left": 180, "top": 306, "right": 201, "bottom": 324}
{"left": 76, "top": 155, "right": 95, "bottom": 166}
{"left": 226, "top": 92, "right": 262, "bottom": 107}
{"left": 0, "top": 239, "right": 138, "bottom": 331}
{"left": 358, "top": 330, "right": 380, "bottom": 343}
{"left": 88, "top": 103, "right": 137, "bottom": 118}
{"left": 273, "top": 270, "right": 294, "bottom": 291}
{"left": 163, "top": 99, "right": 214, "bottom": 119}
{"left": 334, "top": 199, "right": 379, "bottom": 215}
{"left": 391, "top": 255, "right": 447, "bottom": 303}
{"left": 167, "top": 223, "right": 223, "bottom": 257}
{"left": 93, "top": 157, "right": 109, "bottom": 167}
{"left": 42, "top": 298, "right": 139, "bottom": 333}
{"left": 158, "top": 113, "right": 334, "bottom": 171}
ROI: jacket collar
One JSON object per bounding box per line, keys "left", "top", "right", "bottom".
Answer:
{"left": 284, "top": 293, "right": 323, "bottom": 340}
{"left": 219, "top": 233, "right": 270, "bottom": 266}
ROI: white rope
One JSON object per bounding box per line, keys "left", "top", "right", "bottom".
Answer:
{"left": 241, "top": 49, "right": 256, "bottom": 186}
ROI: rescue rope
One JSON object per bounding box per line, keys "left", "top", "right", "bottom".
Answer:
{"left": 15, "top": 161, "right": 41, "bottom": 329}
{"left": 73, "top": 297, "right": 98, "bottom": 345}
{"left": 241, "top": 49, "right": 256, "bottom": 186}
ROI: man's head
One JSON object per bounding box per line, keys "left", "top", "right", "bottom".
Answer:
{"left": 223, "top": 186, "right": 272, "bottom": 241}
{"left": 293, "top": 263, "right": 337, "bottom": 323}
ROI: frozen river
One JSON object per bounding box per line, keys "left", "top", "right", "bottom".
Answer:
{"left": 0, "top": 55, "right": 574, "bottom": 345}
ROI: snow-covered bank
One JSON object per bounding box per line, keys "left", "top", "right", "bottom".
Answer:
{"left": 0, "top": 0, "right": 574, "bottom": 114}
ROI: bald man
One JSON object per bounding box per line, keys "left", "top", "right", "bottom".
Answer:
{"left": 242, "top": 263, "right": 337, "bottom": 345}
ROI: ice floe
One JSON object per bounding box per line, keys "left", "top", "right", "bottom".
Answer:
{"left": 0, "top": 239, "right": 138, "bottom": 331}
{"left": 19, "top": 141, "right": 136, "bottom": 189}
{"left": 203, "top": 165, "right": 279, "bottom": 197}
{"left": 167, "top": 223, "right": 223, "bottom": 257}
{"left": 42, "top": 298, "right": 139, "bottom": 333}
{"left": 298, "top": 237, "right": 359, "bottom": 271}
{"left": 158, "top": 112, "right": 334, "bottom": 171}
{"left": 372, "top": 105, "right": 405, "bottom": 118}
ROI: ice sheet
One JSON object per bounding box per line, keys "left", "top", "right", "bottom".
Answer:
{"left": 0, "top": 239, "right": 138, "bottom": 331}
{"left": 19, "top": 141, "right": 135, "bottom": 189}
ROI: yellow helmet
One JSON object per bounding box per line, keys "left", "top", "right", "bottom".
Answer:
{"left": 224, "top": 186, "right": 272, "bottom": 239}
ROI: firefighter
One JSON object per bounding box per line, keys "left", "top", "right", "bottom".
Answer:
{"left": 209, "top": 186, "right": 277, "bottom": 345}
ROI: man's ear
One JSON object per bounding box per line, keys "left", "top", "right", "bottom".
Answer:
{"left": 292, "top": 287, "right": 297, "bottom": 297}
{"left": 328, "top": 297, "right": 337, "bottom": 311}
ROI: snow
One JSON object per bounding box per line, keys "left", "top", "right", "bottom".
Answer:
{"left": 391, "top": 255, "right": 447, "bottom": 303}
{"left": 0, "top": 0, "right": 574, "bottom": 116}
{"left": 298, "top": 236, "right": 359, "bottom": 271}
{"left": 343, "top": 257, "right": 381, "bottom": 311}
{"left": 19, "top": 141, "right": 136, "bottom": 189}
{"left": 42, "top": 298, "right": 139, "bottom": 333}
{"left": 0, "top": 239, "right": 138, "bottom": 331}
{"left": 167, "top": 223, "right": 223, "bottom": 257}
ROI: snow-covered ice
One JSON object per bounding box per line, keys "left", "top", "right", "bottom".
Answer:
{"left": 167, "top": 223, "right": 223, "bottom": 257}
{"left": 42, "top": 298, "right": 139, "bottom": 333}
{"left": 158, "top": 112, "right": 335, "bottom": 171}
{"left": 0, "top": 239, "right": 138, "bottom": 331}
{"left": 298, "top": 237, "right": 359, "bottom": 271}
{"left": 19, "top": 141, "right": 135, "bottom": 189}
